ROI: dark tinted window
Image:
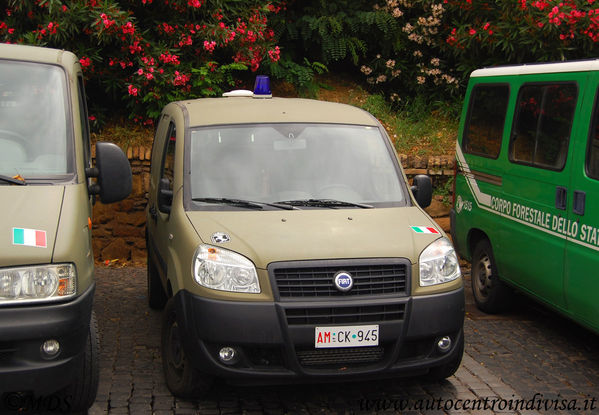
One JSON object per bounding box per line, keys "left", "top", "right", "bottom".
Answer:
{"left": 587, "top": 87, "right": 599, "bottom": 180}
{"left": 510, "top": 83, "right": 576, "bottom": 170}
{"left": 462, "top": 84, "right": 509, "bottom": 158}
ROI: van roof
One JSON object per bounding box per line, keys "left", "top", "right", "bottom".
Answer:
{"left": 471, "top": 59, "right": 599, "bottom": 77}
{"left": 0, "top": 43, "right": 77, "bottom": 67}
{"left": 175, "top": 97, "right": 379, "bottom": 127}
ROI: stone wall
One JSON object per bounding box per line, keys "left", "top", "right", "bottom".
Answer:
{"left": 91, "top": 146, "right": 455, "bottom": 265}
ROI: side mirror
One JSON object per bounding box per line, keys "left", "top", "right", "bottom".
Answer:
{"left": 158, "top": 177, "right": 173, "bottom": 213}
{"left": 411, "top": 174, "right": 432, "bottom": 209}
{"left": 88, "top": 142, "right": 132, "bottom": 204}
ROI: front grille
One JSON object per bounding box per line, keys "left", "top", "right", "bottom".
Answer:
{"left": 297, "top": 346, "right": 384, "bottom": 367}
{"left": 285, "top": 303, "right": 405, "bottom": 325}
{"left": 272, "top": 262, "right": 408, "bottom": 298}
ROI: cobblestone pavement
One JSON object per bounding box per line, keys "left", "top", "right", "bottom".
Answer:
{"left": 88, "top": 266, "right": 599, "bottom": 415}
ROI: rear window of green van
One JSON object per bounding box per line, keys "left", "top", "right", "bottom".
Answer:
{"left": 462, "top": 84, "right": 509, "bottom": 159}
{"left": 509, "top": 83, "right": 577, "bottom": 171}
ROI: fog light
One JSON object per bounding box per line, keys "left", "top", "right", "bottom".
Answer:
{"left": 437, "top": 336, "right": 452, "bottom": 353}
{"left": 41, "top": 339, "right": 60, "bottom": 358}
{"left": 218, "top": 346, "right": 238, "bottom": 364}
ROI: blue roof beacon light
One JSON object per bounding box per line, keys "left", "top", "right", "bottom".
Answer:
{"left": 253, "top": 75, "right": 272, "bottom": 98}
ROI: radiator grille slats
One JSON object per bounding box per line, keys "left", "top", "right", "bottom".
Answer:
{"left": 274, "top": 263, "right": 408, "bottom": 298}
{"left": 296, "top": 346, "right": 385, "bottom": 367}
{"left": 285, "top": 303, "right": 405, "bottom": 325}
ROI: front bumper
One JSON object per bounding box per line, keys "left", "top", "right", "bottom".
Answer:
{"left": 0, "top": 283, "right": 94, "bottom": 395}
{"left": 174, "top": 286, "right": 464, "bottom": 382}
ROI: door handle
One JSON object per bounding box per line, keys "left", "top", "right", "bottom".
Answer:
{"left": 555, "top": 186, "right": 567, "bottom": 210}
{"left": 573, "top": 190, "right": 586, "bottom": 215}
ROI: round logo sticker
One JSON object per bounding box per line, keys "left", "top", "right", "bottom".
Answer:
{"left": 333, "top": 271, "right": 353, "bottom": 292}
{"left": 211, "top": 232, "right": 230, "bottom": 243}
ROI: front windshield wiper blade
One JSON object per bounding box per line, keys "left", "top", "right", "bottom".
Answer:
{"left": 276, "top": 199, "right": 373, "bottom": 209}
{"left": 192, "top": 197, "right": 297, "bottom": 210}
{"left": 0, "top": 174, "right": 27, "bottom": 185}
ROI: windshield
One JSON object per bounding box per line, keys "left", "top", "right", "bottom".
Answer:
{"left": 188, "top": 123, "right": 405, "bottom": 209}
{"left": 0, "top": 60, "right": 72, "bottom": 179}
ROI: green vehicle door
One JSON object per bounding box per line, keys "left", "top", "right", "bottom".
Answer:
{"left": 565, "top": 74, "right": 599, "bottom": 333}
{"left": 493, "top": 75, "right": 583, "bottom": 309}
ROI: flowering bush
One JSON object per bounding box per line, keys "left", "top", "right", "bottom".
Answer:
{"left": 441, "top": 0, "right": 599, "bottom": 76}
{"left": 360, "top": 1, "right": 460, "bottom": 108}
{"left": 1, "top": 0, "right": 283, "bottom": 124}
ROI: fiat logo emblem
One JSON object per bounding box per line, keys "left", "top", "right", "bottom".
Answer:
{"left": 333, "top": 271, "right": 353, "bottom": 292}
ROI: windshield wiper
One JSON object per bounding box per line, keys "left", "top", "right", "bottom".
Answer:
{"left": 275, "top": 199, "right": 373, "bottom": 209}
{"left": 0, "top": 174, "right": 26, "bottom": 185}
{"left": 192, "top": 197, "right": 297, "bottom": 210}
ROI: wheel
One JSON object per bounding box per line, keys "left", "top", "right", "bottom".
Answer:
{"left": 471, "top": 239, "right": 511, "bottom": 313}
{"left": 60, "top": 311, "right": 100, "bottom": 412}
{"left": 427, "top": 333, "right": 464, "bottom": 381}
{"left": 161, "top": 297, "right": 212, "bottom": 398}
{"left": 147, "top": 231, "right": 167, "bottom": 309}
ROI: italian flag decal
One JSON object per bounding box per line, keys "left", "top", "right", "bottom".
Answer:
{"left": 12, "top": 228, "right": 47, "bottom": 248}
{"left": 411, "top": 226, "right": 439, "bottom": 234}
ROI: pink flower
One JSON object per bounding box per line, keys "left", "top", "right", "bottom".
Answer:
{"left": 203, "top": 40, "right": 216, "bottom": 53}
{"left": 469, "top": 28, "right": 477, "bottom": 35}
{"left": 268, "top": 46, "right": 280, "bottom": 62}
{"left": 128, "top": 84, "right": 138, "bottom": 96}
{"left": 79, "top": 57, "right": 91, "bottom": 68}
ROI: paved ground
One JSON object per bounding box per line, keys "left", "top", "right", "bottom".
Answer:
{"left": 85, "top": 265, "right": 599, "bottom": 415}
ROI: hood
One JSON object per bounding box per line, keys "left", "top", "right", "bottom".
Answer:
{"left": 0, "top": 185, "right": 64, "bottom": 266}
{"left": 186, "top": 207, "right": 442, "bottom": 269}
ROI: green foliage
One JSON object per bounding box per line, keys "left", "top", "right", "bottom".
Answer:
{"left": 272, "top": 0, "right": 397, "bottom": 66}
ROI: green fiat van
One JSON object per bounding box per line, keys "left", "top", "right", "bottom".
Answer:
{"left": 451, "top": 60, "right": 599, "bottom": 333}
{"left": 0, "top": 44, "right": 131, "bottom": 411}
{"left": 146, "top": 78, "right": 464, "bottom": 397}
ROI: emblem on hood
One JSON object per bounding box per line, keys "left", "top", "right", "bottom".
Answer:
{"left": 211, "top": 232, "right": 231, "bottom": 244}
{"left": 333, "top": 271, "right": 353, "bottom": 292}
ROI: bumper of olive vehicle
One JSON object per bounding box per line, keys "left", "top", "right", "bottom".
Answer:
{"left": 173, "top": 287, "right": 464, "bottom": 380}
{"left": 0, "top": 284, "right": 94, "bottom": 395}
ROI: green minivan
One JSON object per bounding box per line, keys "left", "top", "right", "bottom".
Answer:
{"left": 451, "top": 60, "right": 599, "bottom": 333}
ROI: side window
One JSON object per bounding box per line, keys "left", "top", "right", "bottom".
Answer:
{"left": 587, "top": 88, "right": 599, "bottom": 180}
{"left": 160, "top": 122, "right": 176, "bottom": 189}
{"left": 462, "top": 84, "right": 509, "bottom": 159}
{"left": 510, "top": 83, "right": 577, "bottom": 170}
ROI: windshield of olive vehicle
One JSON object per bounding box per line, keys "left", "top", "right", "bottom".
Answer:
{"left": 0, "top": 61, "right": 70, "bottom": 177}
{"left": 189, "top": 124, "right": 405, "bottom": 205}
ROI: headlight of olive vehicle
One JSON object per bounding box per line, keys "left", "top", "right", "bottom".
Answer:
{"left": 0, "top": 264, "right": 77, "bottom": 304}
{"left": 419, "top": 237, "right": 461, "bottom": 286}
{"left": 193, "top": 245, "right": 260, "bottom": 293}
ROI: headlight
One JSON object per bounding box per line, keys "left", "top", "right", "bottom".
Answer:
{"left": 419, "top": 237, "right": 461, "bottom": 286}
{"left": 193, "top": 245, "right": 260, "bottom": 293}
{"left": 0, "top": 264, "right": 76, "bottom": 304}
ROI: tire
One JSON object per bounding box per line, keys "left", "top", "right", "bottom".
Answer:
{"left": 161, "top": 297, "right": 212, "bottom": 398}
{"left": 147, "top": 233, "right": 167, "bottom": 310}
{"left": 61, "top": 311, "right": 100, "bottom": 412}
{"left": 427, "top": 333, "right": 464, "bottom": 381}
{"left": 471, "top": 239, "right": 511, "bottom": 313}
